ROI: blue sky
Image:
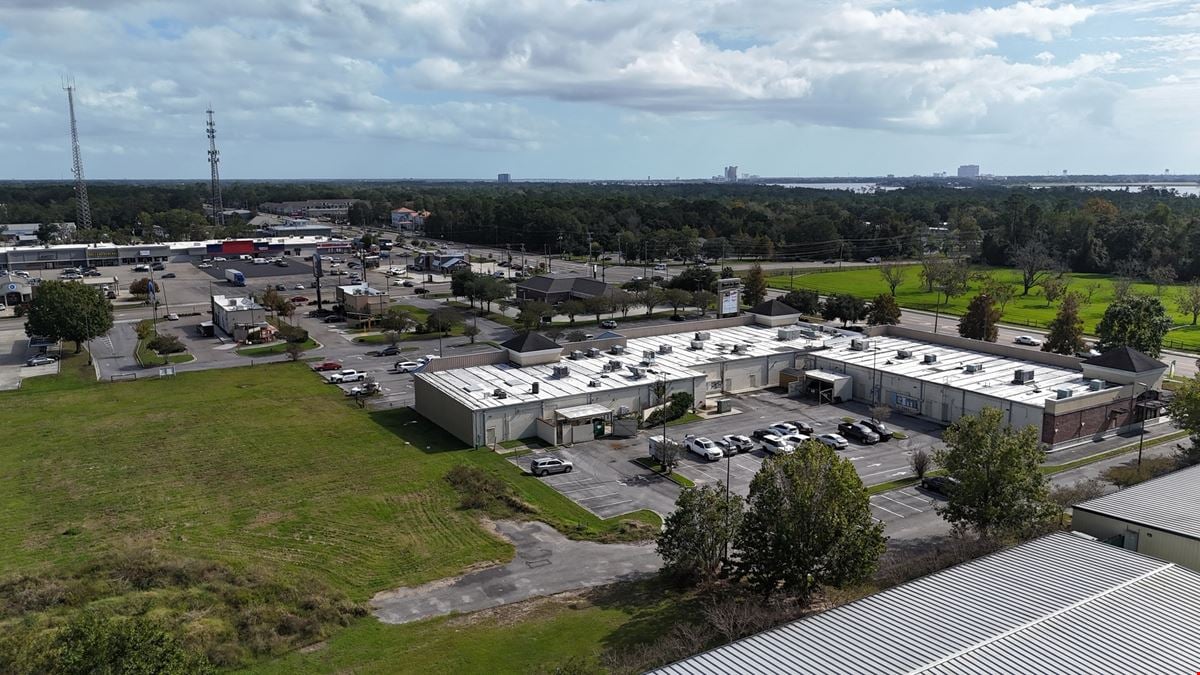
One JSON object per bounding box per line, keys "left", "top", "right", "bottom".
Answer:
{"left": 1, "top": 0, "right": 1198, "bottom": 180}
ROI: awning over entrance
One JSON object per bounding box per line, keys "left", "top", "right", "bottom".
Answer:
{"left": 804, "top": 369, "right": 850, "bottom": 385}
{"left": 555, "top": 403, "right": 613, "bottom": 421}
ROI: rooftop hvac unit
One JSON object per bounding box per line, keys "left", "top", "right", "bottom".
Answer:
{"left": 588, "top": 379, "right": 601, "bottom": 388}
{"left": 658, "top": 344, "right": 673, "bottom": 355}
{"left": 607, "top": 359, "right": 623, "bottom": 371}
{"left": 610, "top": 345, "right": 626, "bottom": 355}
{"left": 850, "top": 338, "right": 865, "bottom": 351}
{"left": 778, "top": 328, "right": 804, "bottom": 341}
{"left": 690, "top": 340, "right": 704, "bottom": 350}
{"left": 1055, "top": 388, "right": 1073, "bottom": 399}
{"left": 617, "top": 405, "right": 631, "bottom": 416}
{"left": 587, "top": 347, "right": 601, "bottom": 358}
{"left": 493, "top": 388, "right": 507, "bottom": 399}
{"left": 531, "top": 382, "right": 540, "bottom": 394}
{"left": 643, "top": 349, "right": 657, "bottom": 360}
{"left": 800, "top": 329, "right": 819, "bottom": 339}
{"left": 732, "top": 344, "right": 747, "bottom": 354}
{"left": 923, "top": 354, "right": 938, "bottom": 364}
{"left": 1088, "top": 379, "right": 1105, "bottom": 391}
{"left": 569, "top": 350, "right": 585, "bottom": 360}
{"left": 552, "top": 365, "right": 570, "bottom": 378}
{"left": 897, "top": 349, "right": 913, "bottom": 359}
{"left": 695, "top": 331, "right": 710, "bottom": 340}
{"left": 1013, "top": 368, "right": 1036, "bottom": 384}
{"left": 964, "top": 363, "right": 984, "bottom": 374}
{"left": 627, "top": 365, "right": 645, "bottom": 378}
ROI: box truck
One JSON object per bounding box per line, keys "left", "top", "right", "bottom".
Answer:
{"left": 225, "top": 268, "right": 246, "bottom": 286}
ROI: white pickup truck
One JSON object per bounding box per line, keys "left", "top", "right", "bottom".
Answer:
{"left": 328, "top": 369, "right": 365, "bottom": 384}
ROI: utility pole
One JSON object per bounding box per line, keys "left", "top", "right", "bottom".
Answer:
{"left": 62, "top": 78, "right": 92, "bottom": 230}
{"left": 206, "top": 107, "right": 224, "bottom": 227}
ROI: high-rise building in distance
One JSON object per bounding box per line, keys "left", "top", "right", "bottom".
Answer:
{"left": 957, "top": 164, "right": 980, "bottom": 178}
{"left": 723, "top": 166, "right": 738, "bottom": 181}
{"left": 497, "top": 173, "right": 511, "bottom": 183}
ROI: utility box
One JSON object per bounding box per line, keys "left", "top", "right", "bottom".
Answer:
{"left": 716, "top": 398, "right": 733, "bottom": 414}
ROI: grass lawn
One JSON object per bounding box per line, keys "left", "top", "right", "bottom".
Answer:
{"left": 135, "top": 338, "right": 195, "bottom": 365}
{"left": 246, "top": 579, "right": 699, "bottom": 675}
{"left": 0, "top": 363, "right": 660, "bottom": 667}
{"left": 767, "top": 265, "right": 1200, "bottom": 350}
{"left": 237, "top": 337, "right": 319, "bottom": 357}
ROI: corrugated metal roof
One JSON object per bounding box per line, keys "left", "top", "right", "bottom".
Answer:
{"left": 651, "top": 532, "right": 1200, "bottom": 675}
{"left": 1073, "top": 463, "right": 1200, "bottom": 540}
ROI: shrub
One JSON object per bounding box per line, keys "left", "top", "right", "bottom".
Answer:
{"left": 1101, "top": 456, "right": 1178, "bottom": 488}
{"left": 276, "top": 324, "right": 308, "bottom": 344}
{"left": 135, "top": 319, "right": 156, "bottom": 340}
{"left": 147, "top": 334, "right": 185, "bottom": 354}
{"left": 644, "top": 392, "right": 694, "bottom": 428}
{"left": 444, "top": 465, "right": 535, "bottom": 515}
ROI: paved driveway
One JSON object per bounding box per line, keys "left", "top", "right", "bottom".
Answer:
{"left": 371, "top": 520, "right": 661, "bottom": 624}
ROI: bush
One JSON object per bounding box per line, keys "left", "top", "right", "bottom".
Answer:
{"left": 147, "top": 334, "right": 185, "bottom": 354}
{"left": 276, "top": 324, "right": 308, "bottom": 344}
{"left": 135, "top": 319, "right": 156, "bottom": 340}
{"left": 1101, "top": 456, "right": 1178, "bottom": 488}
{"left": 644, "top": 392, "right": 694, "bottom": 428}
{"left": 444, "top": 465, "right": 535, "bottom": 515}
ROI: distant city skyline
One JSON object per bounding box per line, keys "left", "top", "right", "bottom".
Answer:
{"left": 2, "top": 1, "right": 1200, "bottom": 180}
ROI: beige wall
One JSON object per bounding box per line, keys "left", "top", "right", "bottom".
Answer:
{"left": 1072, "top": 509, "right": 1200, "bottom": 572}
{"left": 413, "top": 376, "right": 477, "bottom": 445}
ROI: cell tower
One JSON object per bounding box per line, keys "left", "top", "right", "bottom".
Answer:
{"left": 206, "top": 107, "right": 224, "bottom": 226}
{"left": 63, "top": 78, "right": 92, "bottom": 230}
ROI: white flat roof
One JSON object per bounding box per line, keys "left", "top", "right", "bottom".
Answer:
{"left": 814, "top": 335, "right": 1097, "bottom": 406}
{"left": 212, "top": 294, "right": 261, "bottom": 311}
{"left": 419, "top": 325, "right": 1096, "bottom": 412}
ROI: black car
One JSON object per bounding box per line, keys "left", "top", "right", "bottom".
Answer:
{"left": 859, "top": 418, "right": 893, "bottom": 440}
{"left": 151, "top": 262, "right": 165, "bottom": 271}
{"left": 837, "top": 421, "right": 880, "bottom": 444}
{"left": 414, "top": 288, "right": 429, "bottom": 294}
{"left": 789, "top": 420, "right": 815, "bottom": 435}
{"left": 323, "top": 315, "right": 344, "bottom": 323}
{"left": 160, "top": 272, "right": 176, "bottom": 278}
{"left": 920, "top": 476, "right": 959, "bottom": 496}
{"left": 377, "top": 345, "right": 401, "bottom": 357}
{"left": 751, "top": 428, "right": 776, "bottom": 441}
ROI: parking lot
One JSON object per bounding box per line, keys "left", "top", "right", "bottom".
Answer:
{"left": 508, "top": 442, "right": 681, "bottom": 518}
{"left": 870, "top": 486, "right": 940, "bottom": 524}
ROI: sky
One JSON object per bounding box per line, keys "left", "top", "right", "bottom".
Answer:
{"left": 2, "top": 0, "right": 1200, "bottom": 180}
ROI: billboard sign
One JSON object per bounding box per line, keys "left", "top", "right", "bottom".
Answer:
{"left": 720, "top": 288, "right": 739, "bottom": 315}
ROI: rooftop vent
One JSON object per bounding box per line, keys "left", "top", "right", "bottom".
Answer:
{"left": 690, "top": 340, "right": 704, "bottom": 350}
{"left": 588, "top": 379, "right": 601, "bottom": 388}
{"left": 732, "top": 344, "right": 748, "bottom": 355}
{"left": 607, "top": 359, "right": 622, "bottom": 372}
{"left": 964, "top": 363, "right": 984, "bottom": 374}
{"left": 923, "top": 354, "right": 938, "bottom": 364}
{"left": 695, "top": 331, "right": 710, "bottom": 341}
{"left": 610, "top": 345, "right": 626, "bottom": 355}
{"left": 658, "top": 344, "right": 673, "bottom": 355}
{"left": 569, "top": 350, "right": 585, "bottom": 360}
{"left": 531, "top": 382, "right": 540, "bottom": 394}
{"left": 1088, "top": 379, "right": 1105, "bottom": 391}
{"left": 627, "top": 365, "right": 645, "bottom": 378}
{"left": 493, "top": 388, "right": 508, "bottom": 399}
{"left": 850, "top": 338, "right": 865, "bottom": 351}
{"left": 1013, "top": 368, "right": 1036, "bottom": 384}
{"left": 896, "top": 349, "right": 913, "bottom": 359}
{"left": 1055, "top": 388, "right": 1073, "bottom": 399}
{"left": 643, "top": 349, "right": 657, "bottom": 361}
{"left": 587, "top": 347, "right": 601, "bottom": 358}
{"left": 552, "top": 365, "right": 570, "bottom": 378}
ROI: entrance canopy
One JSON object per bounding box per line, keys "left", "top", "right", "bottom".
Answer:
{"left": 555, "top": 403, "right": 613, "bottom": 421}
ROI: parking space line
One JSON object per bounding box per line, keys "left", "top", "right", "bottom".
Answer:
{"left": 575, "top": 493, "right": 620, "bottom": 502}
{"left": 877, "top": 493, "right": 924, "bottom": 513}
{"left": 870, "top": 502, "right": 905, "bottom": 519}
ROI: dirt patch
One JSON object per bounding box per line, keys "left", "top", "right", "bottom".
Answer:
{"left": 299, "top": 640, "right": 327, "bottom": 654}
{"left": 249, "top": 511, "right": 286, "bottom": 528}
{"left": 444, "top": 589, "right": 589, "bottom": 629}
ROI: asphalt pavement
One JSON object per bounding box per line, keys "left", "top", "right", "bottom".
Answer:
{"left": 370, "top": 519, "right": 660, "bottom": 624}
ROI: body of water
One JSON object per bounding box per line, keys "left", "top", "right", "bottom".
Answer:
{"left": 1028, "top": 183, "right": 1200, "bottom": 196}
{"left": 764, "top": 182, "right": 902, "bottom": 192}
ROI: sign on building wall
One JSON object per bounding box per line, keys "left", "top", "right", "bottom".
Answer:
{"left": 720, "top": 288, "right": 739, "bottom": 315}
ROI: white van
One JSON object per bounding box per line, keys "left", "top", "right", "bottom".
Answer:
{"left": 252, "top": 257, "right": 268, "bottom": 265}
{"left": 238, "top": 254, "right": 253, "bottom": 261}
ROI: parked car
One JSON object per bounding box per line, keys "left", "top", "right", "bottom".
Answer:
{"left": 1013, "top": 335, "right": 1042, "bottom": 346}
{"left": 151, "top": 262, "right": 165, "bottom": 271}
{"left": 684, "top": 435, "right": 723, "bottom": 461}
{"left": 323, "top": 315, "right": 344, "bottom": 323}
{"left": 921, "top": 476, "right": 960, "bottom": 496}
{"left": 600, "top": 319, "right": 618, "bottom": 329}
{"left": 780, "top": 433, "right": 811, "bottom": 448}
{"left": 84, "top": 269, "right": 101, "bottom": 277}
{"left": 402, "top": 280, "right": 415, "bottom": 287}
{"left": 25, "top": 355, "right": 56, "bottom": 367}
{"left": 1076, "top": 347, "right": 1101, "bottom": 358}
{"left": 788, "top": 420, "right": 815, "bottom": 435}
{"left": 859, "top": 418, "right": 893, "bottom": 440}
{"left": 160, "top": 272, "right": 176, "bottom": 279}
{"left": 838, "top": 422, "right": 880, "bottom": 444}
{"left": 328, "top": 369, "right": 365, "bottom": 383}
{"left": 530, "top": 456, "right": 573, "bottom": 477}
{"left": 822, "top": 258, "right": 836, "bottom": 264}
{"left": 751, "top": 428, "right": 776, "bottom": 441}
{"left": 275, "top": 284, "right": 287, "bottom": 291}
{"left": 721, "top": 434, "right": 755, "bottom": 454}
{"left": 759, "top": 434, "right": 794, "bottom": 455}
{"left": 414, "top": 288, "right": 429, "bottom": 294}
{"left": 290, "top": 296, "right": 309, "bottom": 303}
{"left": 377, "top": 346, "right": 401, "bottom": 357}
{"left": 211, "top": 257, "right": 227, "bottom": 262}
{"left": 275, "top": 260, "right": 289, "bottom": 267}
{"left": 769, "top": 422, "right": 799, "bottom": 437}
{"left": 166, "top": 313, "right": 179, "bottom": 321}
{"left": 295, "top": 284, "right": 305, "bottom": 290}
{"left": 817, "top": 433, "right": 849, "bottom": 449}
{"left": 394, "top": 361, "right": 422, "bottom": 373}
{"left": 312, "top": 361, "right": 343, "bottom": 371}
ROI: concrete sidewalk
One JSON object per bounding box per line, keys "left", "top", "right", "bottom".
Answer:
{"left": 370, "top": 520, "right": 661, "bottom": 624}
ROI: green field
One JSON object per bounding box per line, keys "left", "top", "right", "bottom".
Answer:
{"left": 0, "top": 361, "right": 660, "bottom": 669}
{"left": 768, "top": 266, "right": 1200, "bottom": 351}
{"left": 245, "top": 579, "right": 697, "bottom": 674}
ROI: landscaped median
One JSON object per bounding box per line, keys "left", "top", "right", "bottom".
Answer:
{"left": 866, "top": 429, "right": 1190, "bottom": 496}
{"left": 133, "top": 319, "right": 193, "bottom": 366}
{"left": 633, "top": 457, "right": 696, "bottom": 488}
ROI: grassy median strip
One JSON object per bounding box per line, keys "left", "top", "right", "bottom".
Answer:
{"left": 633, "top": 457, "right": 696, "bottom": 487}
{"left": 236, "top": 337, "right": 319, "bottom": 357}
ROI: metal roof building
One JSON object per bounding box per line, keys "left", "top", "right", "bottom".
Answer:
{"left": 1072, "top": 463, "right": 1200, "bottom": 571}
{"left": 652, "top": 532, "right": 1200, "bottom": 675}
